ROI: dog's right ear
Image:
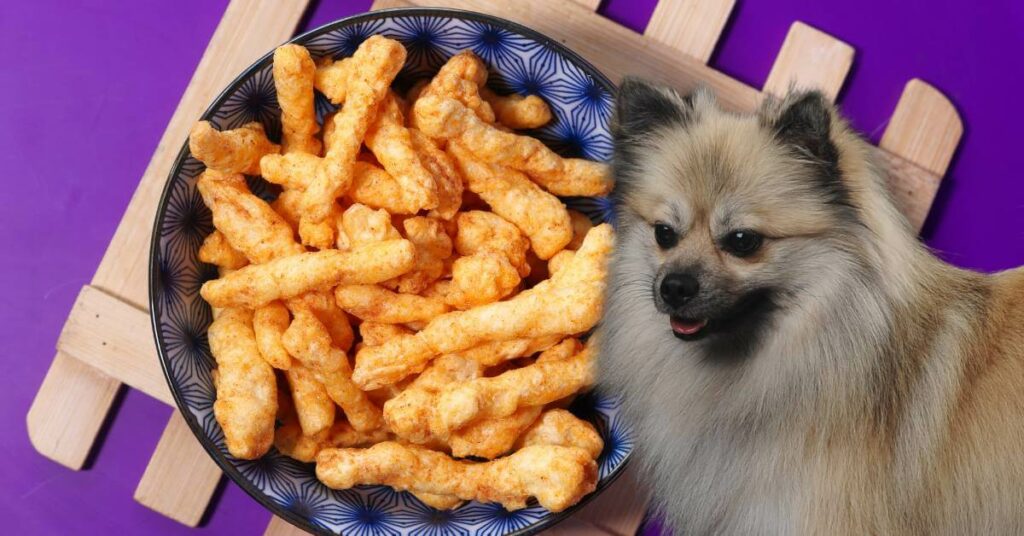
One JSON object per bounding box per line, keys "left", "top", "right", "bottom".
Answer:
{"left": 612, "top": 77, "right": 696, "bottom": 143}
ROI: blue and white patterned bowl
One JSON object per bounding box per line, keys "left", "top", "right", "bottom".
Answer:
{"left": 150, "top": 8, "right": 629, "bottom": 535}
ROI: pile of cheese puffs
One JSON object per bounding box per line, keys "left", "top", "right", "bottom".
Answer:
{"left": 189, "top": 35, "right": 614, "bottom": 513}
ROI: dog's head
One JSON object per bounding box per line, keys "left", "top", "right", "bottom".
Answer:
{"left": 609, "top": 78, "right": 866, "bottom": 361}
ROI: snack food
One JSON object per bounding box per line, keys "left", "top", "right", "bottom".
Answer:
{"left": 316, "top": 442, "right": 597, "bottom": 512}
{"left": 190, "top": 37, "right": 612, "bottom": 513}
{"left": 189, "top": 121, "right": 280, "bottom": 175}
{"left": 207, "top": 308, "right": 277, "bottom": 460}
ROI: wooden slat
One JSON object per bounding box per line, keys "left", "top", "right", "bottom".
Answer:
{"left": 880, "top": 79, "right": 963, "bottom": 177}
{"left": 26, "top": 352, "right": 121, "bottom": 469}
{"left": 264, "top": 516, "right": 309, "bottom": 536}
{"left": 572, "top": 0, "right": 602, "bottom": 11}
{"left": 134, "top": 412, "right": 223, "bottom": 526}
{"left": 56, "top": 286, "right": 171, "bottom": 404}
{"left": 763, "top": 21, "right": 854, "bottom": 101}
{"left": 644, "top": 0, "right": 736, "bottom": 63}
{"left": 876, "top": 149, "right": 945, "bottom": 231}
{"left": 27, "top": 0, "right": 310, "bottom": 472}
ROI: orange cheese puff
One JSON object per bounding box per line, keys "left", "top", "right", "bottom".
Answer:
{"left": 273, "top": 44, "right": 321, "bottom": 155}
{"left": 316, "top": 364, "right": 384, "bottom": 432}
{"left": 289, "top": 291, "right": 356, "bottom": 352}
{"left": 338, "top": 203, "right": 402, "bottom": 248}
{"left": 196, "top": 170, "right": 304, "bottom": 263}
{"left": 199, "top": 230, "right": 249, "bottom": 271}
{"left": 547, "top": 249, "right": 575, "bottom": 279}
{"left": 351, "top": 225, "right": 610, "bottom": 389}
{"left": 208, "top": 308, "right": 277, "bottom": 460}
{"left": 566, "top": 210, "right": 593, "bottom": 251}
{"left": 346, "top": 161, "right": 423, "bottom": 215}
{"left": 412, "top": 93, "right": 611, "bottom": 196}
{"left": 447, "top": 141, "right": 571, "bottom": 259}
{"left": 515, "top": 408, "right": 604, "bottom": 460}
{"left": 189, "top": 120, "right": 280, "bottom": 175}
{"left": 335, "top": 284, "right": 450, "bottom": 324}
{"left": 259, "top": 152, "right": 318, "bottom": 190}
{"left": 454, "top": 211, "right": 530, "bottom": 276}
{"left": 299, "top": 203, "right": 341, "bottom": 249}
{"left": 282, "top": 305, "right": 383, "bottom": 432}
{"left": 356, "top": 333, "right": 559, "bottom": 392}
{"left": 252, "top": 301, "right": 292, "bottom": 369}
{"left": 359, "top": 321, "right": 413, "bottom": 346}
{"left": 448, "top": 406, "right": 543, "bottom": 459}
{"left": 314, "top": 57, "right": 351, "bottom": 104}
{"left": 434, "top": 340, "right": 596, "bottom": 432}
{"left": 409, "top": 129, "right": 463, "bottom": 220}
{"left": 414, "top": 51, "right": 494, "bottom": 124}
{"left": 383, "top": 353, "right": 484, "bottom": 444}
{"left": 285, "top": 365, "right": 335, "bottom": 436}
{"left": 282, "top": 306, "right": 346, "bottom": 374}
{"left": 304, "top": 36, "right": 406, "bottom": 222}
{"left": 271, "top": 188, "right": 304, "bottom": 232}
{"left": 387, "top": 216, "right": 453, "bottom": 294}
{"left": 481, "top": 87, "right": 552, "bottom": 129}
{"left": 365, "top": 93, "right": 439, "bottom": 212}
{"left": 420, "top": 224, "right": 611, "bottom": 353}
{"left": 200, "top": 240, "right": 417, "bottom": 309}
{"left": 315, "top": 442, "right": 598, "bottom": 513}
{"left": 276, "top": 418, "right": 390, "bottom": 463}
{"left": 444, "top": 253, "right": 521, "bottom": 310}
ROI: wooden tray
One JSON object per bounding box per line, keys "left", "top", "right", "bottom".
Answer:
{"left": 26, "top": 0, "right": 962, "bottom": 534}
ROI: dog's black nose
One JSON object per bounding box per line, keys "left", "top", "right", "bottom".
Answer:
{"left": 660, "top": 273, "right": 699, "bottom": 307}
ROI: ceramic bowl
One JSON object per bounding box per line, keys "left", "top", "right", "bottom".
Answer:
{"left": 150, "top": 8, "right": 630, "bottom": 535}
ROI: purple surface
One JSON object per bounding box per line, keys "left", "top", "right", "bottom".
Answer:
{"left": 1, "top": 0, "right": 1021, "bottom": 534}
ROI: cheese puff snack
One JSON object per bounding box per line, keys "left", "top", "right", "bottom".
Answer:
{"left": 515, "top": 408, "right": 604, "bottom": 459}
{"left": 434, "top": 340, "right": 596, "bottom": 432}
{"left": 252, "top": 301, "right": 292, "bottom": 370}
{"left": 207, "top": 308, "right": 277, "bottom": 459}
{"left": 273, "top": 44, "right": 321, "bottom": 155}
{"left": 189, "top": 121, "right": 280, "bottom": 175}
{"left": 480, "top": 87, "right": 552, "bottom": 130}
{"left": 196, "top": 170, "right": 304, "bottom": 263}
{"left": 447, "top": 141, "right": 571, "bottom": 259}
{"left": 198, "top": 230, "right": 249, "bottom": 271}
{"left": 200, "top": 240, "right": 416, "bottom": 309}
{"left": 316, "top": 442, "right": 597, "bottom": 512}
{"left": 304, "top": 36, "right": 405, "bottom": 223}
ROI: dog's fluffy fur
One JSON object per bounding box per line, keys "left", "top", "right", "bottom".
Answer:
{"left": 600, "top": 78, "right": 1024, "bottom": 534}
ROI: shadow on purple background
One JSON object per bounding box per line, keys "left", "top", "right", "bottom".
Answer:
{"left": 0, "top": 0, "right": 1021, "bottom": 534}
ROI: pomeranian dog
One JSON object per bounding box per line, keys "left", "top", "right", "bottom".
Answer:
{"left": 599, "top": 78, "right": 1024, "bottom": 535}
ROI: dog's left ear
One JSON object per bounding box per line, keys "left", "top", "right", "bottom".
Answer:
{"left": 769, "top": 91, "right": 839, "bottom": 169}
{"left": 612, "top": 77, "right": 697, "bottom": 143}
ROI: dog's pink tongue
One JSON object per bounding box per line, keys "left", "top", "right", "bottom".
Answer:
{"left": 671, "top": 317, "right": 708, "bottom": 335}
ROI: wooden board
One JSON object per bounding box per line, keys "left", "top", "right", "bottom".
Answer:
{"left": 28, "top": 0, "right": 964, "bottom": 533}
{"left": 763, "top": 21, "right": 854, "bottom": 100}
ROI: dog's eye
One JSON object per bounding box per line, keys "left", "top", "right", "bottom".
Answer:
{"left": 654, "top": 223, "right": 678, "bottom": 249}
{"left": 722, "top": 230, "right": 763, "bottom": 257}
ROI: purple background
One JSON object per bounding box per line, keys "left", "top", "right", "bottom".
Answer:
{"left": 2, "top": 0, "right": 1021, "bottom": 534}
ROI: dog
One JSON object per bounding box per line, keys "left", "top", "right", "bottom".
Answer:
{"left": 599, "top": 78, "right": 1024, "bottom": 535}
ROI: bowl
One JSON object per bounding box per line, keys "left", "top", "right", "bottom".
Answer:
{"left": 149, "top": 7, "right": 630, "bottom": 535}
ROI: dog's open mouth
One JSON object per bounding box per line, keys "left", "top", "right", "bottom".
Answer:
{"left": 670, "top": 316, "right": 709, "bottom": 339}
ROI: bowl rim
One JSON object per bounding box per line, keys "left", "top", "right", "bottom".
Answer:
{"left": 149, "top": 7, "right": 626, "bottom": 536}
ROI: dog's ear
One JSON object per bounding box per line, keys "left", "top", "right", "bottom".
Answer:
{"left": 769, "top": 91, "right": 839, "bottom": 170}
{"left": 613, "top": 77, "right": 697, "bottom": 142}
{"left": 768, "top": 91, "right": 847, "bottom": 204}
